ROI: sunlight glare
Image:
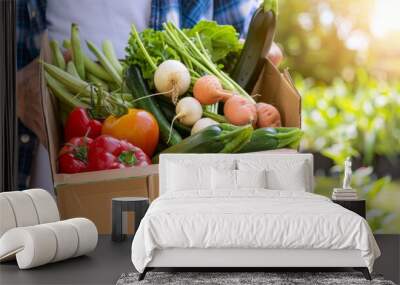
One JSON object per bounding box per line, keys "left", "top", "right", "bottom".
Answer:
{"left": 371, "top": 0, "right": 400, "bottom": 37}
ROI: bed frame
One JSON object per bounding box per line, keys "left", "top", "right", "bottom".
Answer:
{"left": 139, "top": 153, "right": 372, "bottom": 281}
{"left": 139, "top": 248, "right": 371, "bottom": 280}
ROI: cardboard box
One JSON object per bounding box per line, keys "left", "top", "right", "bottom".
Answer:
{"left": 40, "top": 36, "right": 158, "bottom": 234}
{"left": 40, "top": 35, "right": 301, "bottom": 234}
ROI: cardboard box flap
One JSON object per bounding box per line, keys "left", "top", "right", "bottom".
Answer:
{"left": 252, "top": 58, "right": 301, "bottom": 128}
{"left": 40, "top": 33, "right": 62, "bottom": 185}
{"left": 55, "top": 164, "right": 159, "bottom": 186}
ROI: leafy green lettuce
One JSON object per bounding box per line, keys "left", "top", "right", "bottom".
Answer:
{"left": 184, "top": 21, "right": 242, "bottom": 63}
{"left": 125, "top": 20, "right": 242, "bottom": 89}
{"left": 125, "top": 29, "right": 180, "bottom": 86}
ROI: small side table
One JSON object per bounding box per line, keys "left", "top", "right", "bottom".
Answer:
{"left": 112, "top": 197, "right": 149, "bottom": 242}
{"left": 332, "top": 199, "right": 366, "bottom": 218}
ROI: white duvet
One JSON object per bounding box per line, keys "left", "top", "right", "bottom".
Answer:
{"left": 131, "top": 190, "right": 380, "bottom": 273}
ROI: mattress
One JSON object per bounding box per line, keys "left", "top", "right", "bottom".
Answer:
{"left": 131, "top": 190, "right": 380, "bottom": 273}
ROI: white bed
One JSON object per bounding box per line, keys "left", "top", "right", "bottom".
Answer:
{"left": 131, "top": 153, "right": 380, "bottom": 280}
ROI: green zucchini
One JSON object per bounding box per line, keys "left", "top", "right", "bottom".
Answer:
{"left": 157, "top": 124, "right": 253, "bottom": 160}
{"left": 125, "top": 65, "right": 182, "bottom": 146}
{"left": 230, "top": 0, "right": 277, "bottom": 93}
{"left": 238, "top": 127, "right": 303, "bottom": 153}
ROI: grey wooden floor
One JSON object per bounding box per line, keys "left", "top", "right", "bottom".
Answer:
{"left": 0, "top": 235, "right": 399, "bottom": 285}
{"left": 0, "top": 236, "right": 134, "bottom": 285}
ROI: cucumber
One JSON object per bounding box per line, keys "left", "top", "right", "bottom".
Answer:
{"left": 157, "top": 124, "right": 253, "bottom": 160}
{"left": 238, "top": 127, "right": 303, "bottom": 153}
{"left": 161, "top": 125, "right": 225, "bottom": 155}
{"left": 125, "top": 65, "right": 182, "bottom": 146}
{"left": 230, "top": 0, "right": 277, "bottom": 93}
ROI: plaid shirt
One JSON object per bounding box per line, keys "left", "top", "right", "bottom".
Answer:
{"left": 16, "top": 0, "right": 46, "bottom": 189}
{"left": 16, "top": 0, "right": 259, "bottom": 189}
{"left": 17, "top": 0, "right": 258, "bottom": 67}
{"left": 16, "top": 0, "right": 46, "bottom": 69}
{"left": 150, "top": 0, "right": 259, "bottom": 36}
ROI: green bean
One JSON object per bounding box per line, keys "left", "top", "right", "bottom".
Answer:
{"left": 45, "top": 72, "right": 89, "bottom": 110}
{"left": 87, "top": 40, "right": 122, "bottom": 85}
{"left": 50, "top": 40, "right": 66, "bottom": 70}
{"left": 71, "top": 23, "right": 86, "bottom": 79}
{"left": 63, "top": 39, "right": 71, "bottom": 50}
{"left": 83, "top": 55, "right": 113, "bottom": 82}
{"left": 63, "top": 31, "right": 113, "bottom": 81}
{"left": 66, "top": 61, "right": 80, "bottom": 78}
{"left": 87, "top": 73, "right": 109, "bottom": 91}
{"left": 43, "top": 62, "right": 129, "bottom": 118}
{"left": 43, "top": 62, "right": 94, "bottom": 96}
{"left": 102, "top": 40, "right": 123, "bottom": 76}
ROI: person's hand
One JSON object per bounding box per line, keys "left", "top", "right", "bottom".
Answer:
{"left": 266, "top": 42, "right": 283, "bottom": 67}
{"left": 16, "top": 57, "right": 47, "bottom": 145}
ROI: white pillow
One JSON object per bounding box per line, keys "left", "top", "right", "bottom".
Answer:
{"left": 212, "top": 168, "right": 237, "bottom": 190}
{"left": 266, "top": 166, "right": 306, "bottom": 191}
{"left": 236, "top": 169, "right": 267, "bottom": 189}
{"left": 237, "top": 159, "right": 308, "bottom": 191}
{"left": 212, "top": 169, "right": 267, "bottom": 191}
{"left": 167, "top": 160, "right": 236, "bottom": 192}
{"left": 167, "top": 163, "right": 211, "bottom": 191}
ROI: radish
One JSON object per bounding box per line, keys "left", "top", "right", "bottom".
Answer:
{"left": 154, "top": 60, "right": 191, "bottom": 103}
{"left": 174, "top": 97, "right": 203, "bottom": 126}
{"left": 224, "top": 95, "right": 257, "bottom": 126}
{"left": 193, "top": 75, "right": 233, "bottom": 105}
{"left": 191, "top": 118, "right": 218, "bottom": 135}
{"left": 256, "top": 103, "right": 281, "bottom": 128}
{"left": 167, "top": 97, "right": 203, "bottom": 143}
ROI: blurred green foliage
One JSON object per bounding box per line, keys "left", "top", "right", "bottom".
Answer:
{"left": 276, "top": 0, "right": 400, "bottom": 233}
{"left": 298, "top": 70, "right": 400, "bottom": 167}
{"left": 315, "top": 170, "right": 400, "bottom": 233}
{"left": 276, "top": 0, "right": 375, "bottom": 83}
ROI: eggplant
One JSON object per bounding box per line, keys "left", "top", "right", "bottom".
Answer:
{"left": 230, "top": 0, "right": 277, "bottom": 93}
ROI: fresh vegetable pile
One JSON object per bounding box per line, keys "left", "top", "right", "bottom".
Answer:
{"left": 44, "top": 24, "right": 154, "bottom": 173}
{"left": 43, "top": 0, "right": 303, "bottom": 174}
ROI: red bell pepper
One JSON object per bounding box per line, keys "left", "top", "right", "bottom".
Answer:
{"left": 64, "top": 107, "right": 102, "bottom": 141}
{"left": 87, "top": 135, "right": 151, "bottom": 171}
{"left": 58, "top": 137, "right": 93, "bottom": 173}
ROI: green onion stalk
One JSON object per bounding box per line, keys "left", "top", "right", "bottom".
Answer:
{"left": 129, "top": 23, "right": 255, "bottom": 104}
